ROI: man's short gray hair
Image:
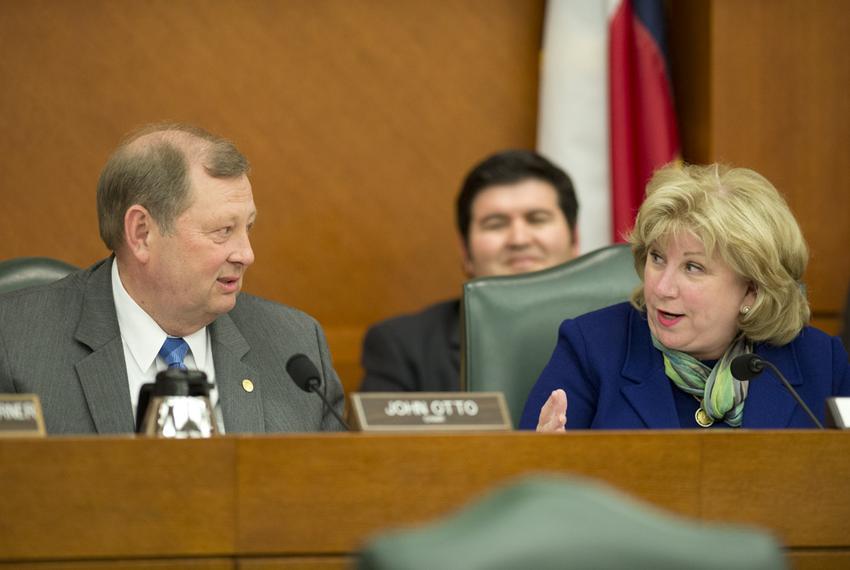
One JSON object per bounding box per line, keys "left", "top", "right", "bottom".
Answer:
{"left": 96, "top": 123, "right": 250, "bottom": 251}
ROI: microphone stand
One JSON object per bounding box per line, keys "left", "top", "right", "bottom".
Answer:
{"left": 761, "top": 361, "right": 824, "bottom": 429}
{"left": 307, "top": 378, "right": 351, "bottom": 431}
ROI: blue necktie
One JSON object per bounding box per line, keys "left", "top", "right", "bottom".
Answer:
{"left": 159, "top": 337, "right": 190, "bottom": 370}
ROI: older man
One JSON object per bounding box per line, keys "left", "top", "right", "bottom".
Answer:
{"left": 359, "top": 149, "right": 580, "bottom": 392}
{"left": 0, "top": 123, "right": 344, "bottom": 434}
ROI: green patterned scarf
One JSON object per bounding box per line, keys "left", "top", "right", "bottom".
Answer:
{"left": 651, "top": 334, "right": 752, "bottom": 427}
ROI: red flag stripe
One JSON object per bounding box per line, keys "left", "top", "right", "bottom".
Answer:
{"left": 609, "top": 0, "right": 679, "bottom": 242}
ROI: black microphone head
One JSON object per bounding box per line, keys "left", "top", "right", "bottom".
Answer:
{"left": 286, "top": 353, "right": 321, "bottom": 392}
{"left": 731, "top": 353, "right": 764, "bottom": 381}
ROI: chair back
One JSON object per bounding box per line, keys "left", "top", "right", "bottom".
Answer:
{"left": 357, "top": 475, "right": 786, "bottom": 570}
{"left": 461, "top": 244, "right": 638, "bottom": 426}
{"left": 0, "top": 257, "right": 78, "bottom": 295}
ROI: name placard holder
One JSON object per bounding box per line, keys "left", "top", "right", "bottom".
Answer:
{"left": 0, "top": 394, "right": 46, "bottom": 437}
{"left": 350, "top": 392, "right": 511, "bottom": 432}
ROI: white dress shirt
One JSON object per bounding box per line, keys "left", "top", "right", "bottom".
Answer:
{"left": 111, "top": 259, "right": 218, "bottom": 417}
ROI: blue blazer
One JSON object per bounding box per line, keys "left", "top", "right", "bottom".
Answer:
{"left": 520, "top": 303, "right": 850, "bottom": 430}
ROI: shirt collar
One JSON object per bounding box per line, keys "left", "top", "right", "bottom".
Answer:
{"left": 111, "top": 258, "right": 208, "bottom": 371}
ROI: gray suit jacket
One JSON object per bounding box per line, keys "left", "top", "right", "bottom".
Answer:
{"left": 0, "top": 258, "right": 345, "bottom": 434}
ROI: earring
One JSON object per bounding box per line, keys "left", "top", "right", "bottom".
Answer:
{"left": 740, "top": 305, "right": 751, "bottom": 315}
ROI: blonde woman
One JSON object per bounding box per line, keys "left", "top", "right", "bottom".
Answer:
{"left": 522, "top": 163, "right": 849, "bottom": 430}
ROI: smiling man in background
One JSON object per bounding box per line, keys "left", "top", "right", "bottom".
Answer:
{"left": 359, "top": 149, "right": 580, "bottom": 392}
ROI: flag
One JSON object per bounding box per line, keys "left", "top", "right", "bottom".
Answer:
{"left": 537, "top": 0, "right": 679, "bottom": 251}
{"left": 609, "top": 0, "right": 680, "bottom": 242}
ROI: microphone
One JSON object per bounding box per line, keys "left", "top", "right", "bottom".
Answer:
{"left": 730, "top": 354, "right": 824, "bottom": 429}
{"left": 286, "top": 354, "right": 350, "bottom": 431}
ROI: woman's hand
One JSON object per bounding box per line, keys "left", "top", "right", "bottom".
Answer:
{"left": 536, "top": 389, "right": 568, "bottom": 432}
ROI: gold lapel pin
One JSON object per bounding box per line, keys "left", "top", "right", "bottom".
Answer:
{"left": 695, "top": 406, "right": 714, "bottom": 428}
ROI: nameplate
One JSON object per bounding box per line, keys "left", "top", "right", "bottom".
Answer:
{"left": 350, "top": 392, "right": 511, "bottom": 432}
{"left": 0, "top": 394, "right": 46, "bottom": 437}
{"left": 826, "top": 397, "right": 850, "bottom": 429}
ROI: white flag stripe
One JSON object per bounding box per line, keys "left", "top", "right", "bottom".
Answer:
{"left": 537, "top": 0, "right": 620, "bottom": 253}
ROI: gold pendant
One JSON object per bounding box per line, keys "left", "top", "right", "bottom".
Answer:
{"left": 695, "top": 406, "right": 714, "bottom": 428}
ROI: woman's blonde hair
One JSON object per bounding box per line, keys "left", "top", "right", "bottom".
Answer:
{"left": 629, "top": 163, "right": 809, "bottom": 346}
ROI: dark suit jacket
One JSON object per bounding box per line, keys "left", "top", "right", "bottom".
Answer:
{"left": 0, "top": 258, "right": 345, "bottom": 434}
{"left": 359, "top": 300, "right": 460, "bottom": 392}
{"left": 520, "top": 302, "right": 850, "bottom": 429}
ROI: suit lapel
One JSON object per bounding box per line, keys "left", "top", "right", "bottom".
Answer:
{"left": 618, "top": 310, "right": 804, "bottom": 429}
{"left": 742, "top": 344, "right": 802, "bottom": 428}
{"left": 620, "top": 309, "right": 681, "bottom": 428}
{"left": 209, "top": 312, "right": 264, "bottom": 433}
{"left": 73, "top": 259, "right": 135, "bottom": 433}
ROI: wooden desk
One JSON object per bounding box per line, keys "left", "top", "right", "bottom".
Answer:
{"left": 1, "top": 431, "right": 848, "bottom": 569}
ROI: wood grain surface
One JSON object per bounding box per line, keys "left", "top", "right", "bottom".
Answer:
{"left": 670, "top": 0, "right": 850, "bottom": 335}
{"left": 0, "top": 0, "right": 544, "bottom": 396}
{"left": 1, "top": 0, "right": 846, "bottom": 398}
{"left": 2, "top": 431, "right": 849, "bottom": 568}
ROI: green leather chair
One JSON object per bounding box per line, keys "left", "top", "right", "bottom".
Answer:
{"left": 357, "top": 475, "right": 786, "bottom": 570}
{"left": 0, "top": 256, "right": 78, "bottom": 294}
{"left": 461, "top": 244, "right": 639, "bottom": 426}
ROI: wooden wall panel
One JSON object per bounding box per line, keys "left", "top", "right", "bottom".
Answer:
{"left": 0, "top": 0, "right": 545, "bottom": 393}
{"left": 670, "top": 0, "right": 850, "bottom": 335}
{"left": 711, "top": 0, "right": 850, "bottom": 333}
{"left": 667, "top": 0, "right": 713, "bottom": 166}
{"left": 2, "top": 1, "right": 843, "bottom": 400}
